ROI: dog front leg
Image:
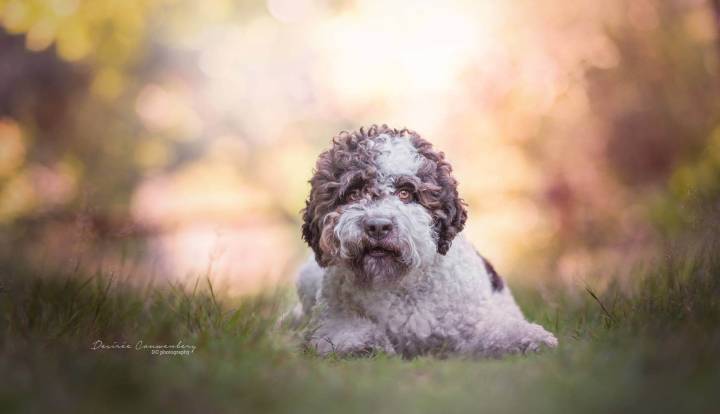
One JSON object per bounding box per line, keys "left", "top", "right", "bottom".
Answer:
{"left": 467, "top": 314, "right": 558, "bottom": 358}
{"left": 306, "top": 317, "right": 395, "bottom": 357}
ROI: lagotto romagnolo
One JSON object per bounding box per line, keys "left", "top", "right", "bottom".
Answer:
{"left": 293, "top": 125, "right": 558, "bottom": 358}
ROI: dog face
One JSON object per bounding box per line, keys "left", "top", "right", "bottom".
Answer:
{"left": 302, "top": 125, "right": 467, "bottom": 285}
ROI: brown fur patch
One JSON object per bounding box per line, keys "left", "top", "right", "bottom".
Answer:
{"left": 408, "top": 134, "right": 467, "bottom": 254}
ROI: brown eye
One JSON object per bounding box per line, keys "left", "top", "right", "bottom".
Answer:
{"left": 396, "top": 189, "right": 413, "bottom": 203}
{"left": 347, "top": 189, "right": 362, "bottom": 202}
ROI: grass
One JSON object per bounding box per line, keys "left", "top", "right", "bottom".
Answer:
{"left": 1, "top": 238, "right": 719, "bottom": 414}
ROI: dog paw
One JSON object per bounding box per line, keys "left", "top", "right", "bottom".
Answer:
{"left": 520, "top": 324, "right": 558, "bottom": 353}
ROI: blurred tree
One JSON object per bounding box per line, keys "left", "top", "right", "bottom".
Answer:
{"left": 0, "top": 0, "right": 719, "bottom": 281}
{"left": 494, "top": 0, "right": 720, "bottom": 277}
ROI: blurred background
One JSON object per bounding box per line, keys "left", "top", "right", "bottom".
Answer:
{"left": 1, "top": 0, "right": 719, "bottom": 294}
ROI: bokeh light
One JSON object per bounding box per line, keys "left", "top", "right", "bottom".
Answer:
{"left": 1, "top": 0, "right": 719, "bottom": 293}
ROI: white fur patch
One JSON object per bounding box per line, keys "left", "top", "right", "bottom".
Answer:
{"left": 299, "top": 235, "right": 558, "bottom": 358}
{"left": 372, "top": 134, "right": 422, "bottom": 178}
{"left": 331, "top": 197, "right": 434, "bottom": 269}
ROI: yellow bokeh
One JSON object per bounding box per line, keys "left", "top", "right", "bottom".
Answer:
{"left": 25, "top": 18, "right": 55, "bottom": 51}
{"left": 0, "top": 172, "right": 36, "bottom": 223}
{"left": 91, "top": 67, "right": 126, "bottom": 100}
{"left": 0, "top": 118, "right": 25, "bottom": 178}
{"left": 56, "top": 22, "right": 91, "bottom": 61}
{"left": 134, "top": 138, "right": 172, "bottom": 169}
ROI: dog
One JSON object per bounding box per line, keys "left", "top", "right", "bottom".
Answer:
{"left": 294, "top": 125, "right": 557, "bottom": 358}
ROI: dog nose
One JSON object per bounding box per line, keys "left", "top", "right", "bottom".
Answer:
{"left": 364, "top": 217, "right": 394, "bottom": 240}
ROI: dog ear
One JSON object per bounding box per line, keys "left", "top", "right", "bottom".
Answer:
{"left": 410, "top": 134, "right": 467, "bottom": 255}
{"left": 302, "top": 152, "right": 331, "bottom": 266}
{"left": 301, "top": 199, "right": 322, "bottom": 265}
{"left": 302, "top": 144, "right": 344, "bottom": 267}
{"left": 434, "top": 159, "right": 467, "bottom": 254}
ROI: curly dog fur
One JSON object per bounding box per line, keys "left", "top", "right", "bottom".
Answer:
{"left": 295, "top": 125, "right": 557, "bottom": 358}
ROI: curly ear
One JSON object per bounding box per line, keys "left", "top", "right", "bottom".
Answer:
{"left": 434, "top": 160, "right": 467, "bottom": 254}
{"left": 301, "top": 149, "right": 335, "bottom": 266}
{"left": 301, "top": 198, "right": 322, "bottom": 265}
{"left": 410, "top": 134, "right": 467, "bottom": 255}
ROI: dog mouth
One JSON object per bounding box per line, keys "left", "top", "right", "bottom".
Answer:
{"left": 360, "top": 239, "right": 402, "bottom": 259}
{"left": 365, "top": 247, "right": 398, "bottom": 258}
{"left": 351, "top": 240, "right": 408, "bottom": 286}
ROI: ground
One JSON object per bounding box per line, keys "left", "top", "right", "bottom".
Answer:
{"left": 1, "top": 238, "right": 718, "bottom": 414}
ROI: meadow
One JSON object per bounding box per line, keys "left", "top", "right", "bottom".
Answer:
{"left": 2, "top": 234, "right": 718, "bottom": 414}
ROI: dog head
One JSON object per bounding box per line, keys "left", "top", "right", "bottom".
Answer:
{"left": 301, "top": 125, "right": 467, "bottom": 285}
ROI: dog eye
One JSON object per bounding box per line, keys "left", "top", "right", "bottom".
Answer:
{"left": 396, "top": 189, "right": 414, "bottom": 203}
{"left": 346, "top": 189, "right": 363, "bottom": 202}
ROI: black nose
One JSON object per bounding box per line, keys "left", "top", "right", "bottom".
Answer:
{"left": 364, "top": 217, "right": 394, "bottom": 240}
